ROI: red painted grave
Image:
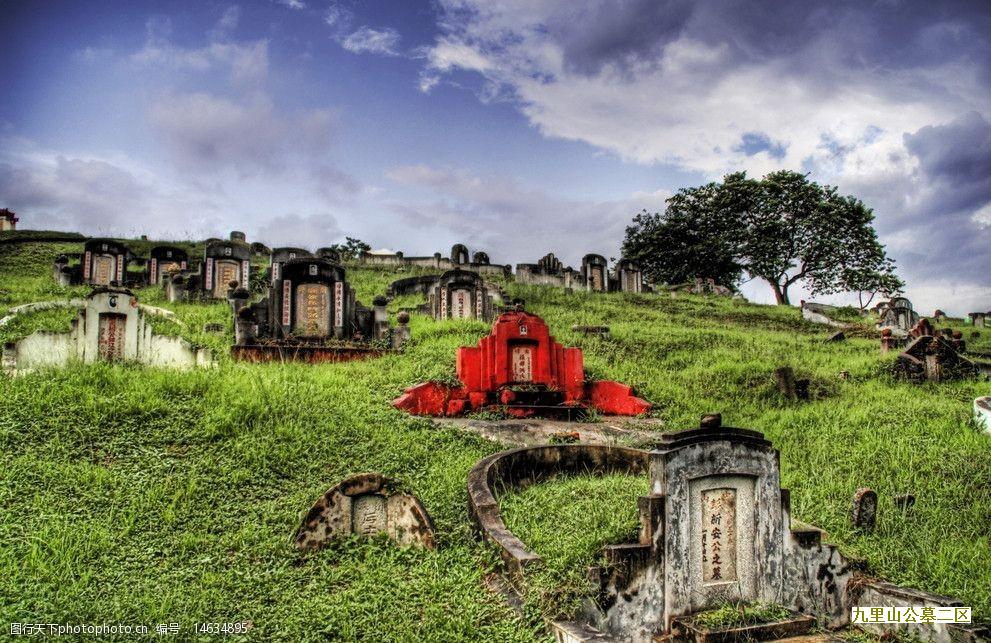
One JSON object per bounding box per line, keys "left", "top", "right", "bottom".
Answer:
{"left": 393, "top": 308, "right": 650, "bottom": 418}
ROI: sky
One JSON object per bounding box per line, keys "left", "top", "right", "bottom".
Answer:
{"left": 1, "top": 0, "right": 989, "bottom": 314}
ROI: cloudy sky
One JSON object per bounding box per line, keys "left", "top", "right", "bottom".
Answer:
{"left": 1, "top": 0, "right": 989, "bottom": 313}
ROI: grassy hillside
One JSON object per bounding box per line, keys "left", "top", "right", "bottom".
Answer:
{"left": 1, "top": 240, "right": 989, "bottom": 641}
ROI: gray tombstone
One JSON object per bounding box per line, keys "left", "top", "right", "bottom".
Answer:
{"left": 851, "top": 488, "right": 878, "bottom": 531}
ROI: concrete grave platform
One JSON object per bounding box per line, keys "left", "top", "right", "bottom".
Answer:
{"left": 431, "top": 416, "right": 665, "bottom": 448}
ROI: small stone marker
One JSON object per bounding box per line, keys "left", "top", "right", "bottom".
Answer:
{"left": 894, "top": 494, "right": 916, "bottom": 511}
{"left": 294, "top": 473, "right": 435, "bottom": 550}
{"left": 203, "top": 322, "right": 225, "bottom": 333}
{"left": 699, "top": 413, "right": 722, "bottom": 428}
{"left": 775, "top": 367, "right": 797, "bottom": 400}
{"left": 851, "top": 488, "right": 878, "bottom": 532}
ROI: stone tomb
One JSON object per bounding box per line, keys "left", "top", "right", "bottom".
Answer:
{"left": 2, "top": 287, "right": 211, "bottom": 372}
{"left": 269, "top": 247, "right": 313, "bottom": 284}
{"left": 515, "top": 252, "right": 583, "bottom": 289}
{"left": 164, "top": 240, "right": 251, "bottom": 303}
{"left": 614, "top": 258, "right": 643, "bottom": 293}
{"left": 147, "top": 246, "right": 188, "bottom": 285}
{"left": 581, "top": 254, "right": 609, "bottom": 292}
{"left": 233, "top": 258, "right": 402, "bottom": 362}
{"left": 392, "top": 307, "right": 650, "bottom": 418}
{"left": 294, "top": 473, "right": 435, "bottom": 550}
{"left": 970, "top": 312, "right": 987, "bottom": 328}
{"left": 877, "top": 297, "right": 920, "bottom": 335}
{"left": 427, "top": 269, "right": 498, "bottom": 321}
{"left": 54, "top": 239, "right": 136, "bottom": 287}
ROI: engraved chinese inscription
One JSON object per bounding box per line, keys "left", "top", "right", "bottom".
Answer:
{"left": 352, "top": 495, "right": 387, "bottom": 537}
{"left": 294, "top": 283, "right": 330, "bottom": 336}
{"left": 511, "top": 345, "right": 533, "bottom": 382}
{"left": 701, "top": 488, "right": 737, "bottom": 583}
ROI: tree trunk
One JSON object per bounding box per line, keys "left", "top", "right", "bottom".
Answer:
{"left": 771, "top": 282, "right": 790, "bottom": 305}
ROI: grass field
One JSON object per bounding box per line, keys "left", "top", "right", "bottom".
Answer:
{"left": 1, "top": 240, "right": 989, "bottom": 641}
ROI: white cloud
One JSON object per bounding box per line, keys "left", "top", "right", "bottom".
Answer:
{"left": 386, "top": 164, "right": 669, "bottom": 265}
{"left": 131, "top": 15, "right": 269, "bottom": 86}
{"left": 341, "top": 27, "right": 401, "bottom": 56}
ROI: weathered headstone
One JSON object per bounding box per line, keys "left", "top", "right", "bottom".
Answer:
{"left": 294, "top": 473, "right": 435, "bottom": 550}
{"left": 851, "top": 488, "right": 878, "bottom": 532}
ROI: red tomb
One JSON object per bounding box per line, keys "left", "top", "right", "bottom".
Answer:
{"left": 393, "top": 309, "right": 651, "bottom": 418}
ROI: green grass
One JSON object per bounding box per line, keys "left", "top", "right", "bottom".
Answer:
{"left": 693, "top": 601, "right": 793, "bottom": 629}
{"left": 1, "top": 240, "right": 989, "bottom": 641}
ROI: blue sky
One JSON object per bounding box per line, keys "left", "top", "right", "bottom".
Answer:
{"left": 1, "top": 0, "right": 989, "bottom": 313}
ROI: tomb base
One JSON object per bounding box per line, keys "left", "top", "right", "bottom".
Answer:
{"left": 392, "top": 381, "right": 650, "bottom": 418}
{"left": 232, "top": 343, "right": 391, "bottom": 363}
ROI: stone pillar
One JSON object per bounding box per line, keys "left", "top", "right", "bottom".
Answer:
{"left": 392, "top": 311, "right": 411, "bottom": 349}
{"left": 373, "top": 296, "right": 390, "bottom": 340}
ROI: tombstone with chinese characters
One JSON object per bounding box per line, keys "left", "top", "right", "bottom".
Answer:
{"left": 165, "top": 240, "right": 251, "bottom": 303}
{"left": 566, "top": 421, "right": 854, "bottom": 641}
{"left": 294, "top": 473, "right": 436, "bottom": 550}
{"left": 613, "top": 258, "right": 644, "bottom": 293}
{"left": 392, "top": 306, "right": 650, "bottom": 418}
{"left": 2, "top": 287, "right": 211, "bottom": 372}
{"left": 582, "top": 254, "right": 609, "bottom": 292}
{"left": 232, "top": 258, "right": 401, "bottom": 362}
{"left": 426, "top": 269, "right": 498, "bottom": 321}
{"left": 270, "top": 247, "right": 313, "bottom": 285}
{"left": 877, "top": 297, "right": 920, "bottom": 335}
{"left": 147, "top": 246, "right": 189, "bottom": 285}
{"left": 61, "top": 239, "right": 136, "bottom": 287}
{"left": 548, "top": 418, "right": 987, "bottom": 643}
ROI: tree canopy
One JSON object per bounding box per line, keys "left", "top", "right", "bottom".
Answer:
{"left": 621, "top": 170, "right": 903, "bottom": 305}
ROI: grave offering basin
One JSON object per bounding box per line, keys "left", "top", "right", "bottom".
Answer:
{"left": 392, "top": 308, "right": 651, "bottom": 418}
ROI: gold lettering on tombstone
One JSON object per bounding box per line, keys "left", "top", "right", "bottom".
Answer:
{"left": 294, "top": 283, "right": 330, "bottom": 336}
{"left": 701, "top": 488, "right": 737, "bottom": 583}
{"left": 93, "top": 255, "right": 114, "bottom": 285}
{"left": 214, "top": 260, "right": 239, "bottom": 297}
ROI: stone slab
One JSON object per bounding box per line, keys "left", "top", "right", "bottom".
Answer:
{"left": 431, "top": 417, "right": 666, "bottom": 447}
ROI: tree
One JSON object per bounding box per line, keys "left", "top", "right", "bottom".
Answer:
{"left": 622, "top": 170, "right": 901, "bottom": 305}
{"left": 326, "top": 237, "right": 370, "bottom": 262}
{"left": 621, "top": 181, "right": 744, "bottom": 288}
{"left": 838, "top": 257, "right": 905, "bottom": 311}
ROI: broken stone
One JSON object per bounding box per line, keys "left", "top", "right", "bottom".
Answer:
{"left": 294, "top": 473, "right": 435, "bottom": 551}
{"left": 894, "top": 335, "right": 977, "bottom": 382}
{"left": 203, "top": 322, "right": 225, "bottom": 333}
{"left": 851, "top": 488, "right": 878, "bottom": 532}
{"left": 699, "top": 413, "right": 722, "bottom": 428}
{"left": 894, "top": 494, "right": 916, "bottom": 511}
{"left": 826, "top": 331, "right": 846, "bottom": 342}
{"left": 571, "top": 324, "right": 611, "bottom": 339}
